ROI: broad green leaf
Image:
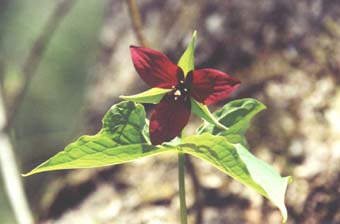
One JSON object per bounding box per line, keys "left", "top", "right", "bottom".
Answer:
{"left": 178, "top": 31, "right": 197, "bottom": 75}
{"left": 24, "top": 100, "right": 290, "bottom": 222}
{"left": 191, "top": 98, "right": 228, "bottom": 131}
{"left": 197, "top": 98, "right": 266, "bottom": 143}
{"left": 23, "top": 101, "right": 175, "bottom": 176}
{"left": 234, "top": 143, "right": 292, "bottom": 223}
{"left": 119, "top": 88, "right": 171, "bottom": 104}
{"left": 180, "top": 134, "right": 291, "bottom": 222}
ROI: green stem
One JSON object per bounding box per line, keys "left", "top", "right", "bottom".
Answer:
{"left": 178, "top": 152, "right": 187, "bottom": 224}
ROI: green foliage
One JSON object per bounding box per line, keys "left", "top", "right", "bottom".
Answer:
{"left": 234, "top": 143, "right": 291, "bottom": 222}
{"left": 24, "top": 99, "right": 290, "bottom": 222}
{"left": 23, "top": 101, "right": 174, "bottom": 176}
{"left": 178, "top": 31, "right": 196, "bottom": 76}
{"left": 197, "top": 98, "right": 266, "bottom": 143}
{"left": 191, "top": 98, "right": 228, "bottom": 131}
{"left": 188, "top": 98, "right": 290, "bottom": 221}
{"left": 119, "top": 88, "right": 171, "bottom": 104}
{"left": 181, "top": 134, "right": 290, "bottom": 222}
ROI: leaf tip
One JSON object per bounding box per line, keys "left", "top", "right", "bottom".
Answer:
{"left": 192, "top": 30, "right": 197, "bottom": 39}
{"left": 21, "top": 171, "right": 33, "bottom": 177}
{"left": 21, "top": 167, "right": 45, "bottom": 176}
{"left": 280, "top": 176, "right": 292, "bottom": 223}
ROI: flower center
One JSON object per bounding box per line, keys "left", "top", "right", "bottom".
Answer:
{"left": 172, "top": 80, "right": 189, "bottom": 101}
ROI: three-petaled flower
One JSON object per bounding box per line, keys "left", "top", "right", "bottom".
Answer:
{"left": 128, "top": 45, "right": 240, "bottom": 145}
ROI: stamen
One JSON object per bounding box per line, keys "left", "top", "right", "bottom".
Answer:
{"left": 174, "top": 90, "right": 181, "bottom": 96}
{"left": 171, "top": 85, "right": 175, "bottom": 89}
{"left": 180, "top": 80, "right": 184, "bottom": 84}
{"left": 184, "top": 88, "right": 188, "bottom": 92}
{"left": 174, "top": 97, "right": 178, "bottom": 100}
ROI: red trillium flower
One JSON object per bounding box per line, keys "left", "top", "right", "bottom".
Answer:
{"left": 130, "top": 46, "right": 241, "bottom": 145}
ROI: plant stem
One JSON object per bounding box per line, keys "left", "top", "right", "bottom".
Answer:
{"left": 178, "top": 152, "right": 187, "bottom": 224}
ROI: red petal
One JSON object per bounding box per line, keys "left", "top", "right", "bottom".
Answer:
{"left": 130, "top": 46, "right": 179, "bottom": 88}
{"left": 190, "top": 69, "right": 241, "bottom": 105}
{"left": 149, "top": 94, "right": 191, "bottom": 145}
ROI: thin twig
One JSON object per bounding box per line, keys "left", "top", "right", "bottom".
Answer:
{"left": 126, "top": 0, "right": 149, "bottom": 47}
{"left": 5, "top": 0, "right": 76, "bottom": 130}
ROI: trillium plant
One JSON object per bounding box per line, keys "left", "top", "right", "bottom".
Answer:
{"left": 24, "top": 32, "right": 291, "bottom": 223}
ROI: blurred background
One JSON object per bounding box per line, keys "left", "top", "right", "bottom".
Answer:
{"left": 0, "top": 0, "right": 340, "bottom": 223}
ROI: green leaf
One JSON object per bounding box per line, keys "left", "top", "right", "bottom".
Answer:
{"left": 23, "top": 101, "right": 175, "bottom": 176}
{"left": 197, "top": 98, "right": 266, "bottom": 143}
{"left": 234, "top": 143, "right": 292, "bottom": 223}
{"left": 193, "top": 99, "right": 291, "bottom": 222}
{"left": 180, "top": 134, "right": 291, "bottom": 222}
{"left": 191, "top": 98, "right": 228, "bottom": 130}
{"left": 178, "top": 31, "right": 197, "bottom": 76}
{"left": 119, "top": 88, "right": 171, "bottom": 104}
{"left": 24, "top": 99, "right": 290, "bottom": 222}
